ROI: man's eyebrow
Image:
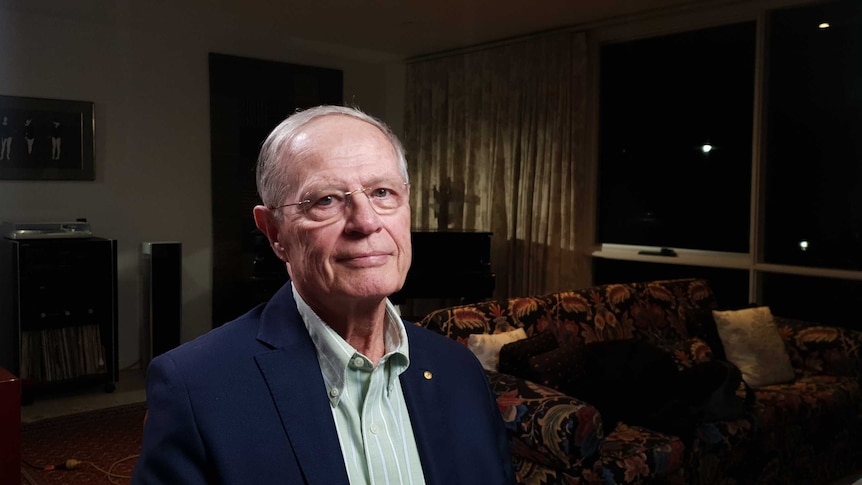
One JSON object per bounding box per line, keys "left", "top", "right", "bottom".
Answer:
{"left": 297, "top": 180, "right": 343, "bottom": 194}
{"left": 300, "top": 177, "right": 395, "bottom": 192}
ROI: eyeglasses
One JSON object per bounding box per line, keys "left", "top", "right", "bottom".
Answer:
{"left": 271, "top": 179, "right": 410, "bottom": 222}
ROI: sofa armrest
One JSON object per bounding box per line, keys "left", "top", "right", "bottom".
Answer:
{"left": 775, "top": 316, "right": 862, "bottom": 380}
{"left": 487, "top": 370, "right": 603, "bottom": 472}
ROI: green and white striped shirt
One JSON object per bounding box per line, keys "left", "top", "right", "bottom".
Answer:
{"left": 293, "top": 284, "right": 427, "bottom": 485}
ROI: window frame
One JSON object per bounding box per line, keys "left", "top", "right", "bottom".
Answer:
{"left": 588, "top": 0, "right": 862, "bottom": 308}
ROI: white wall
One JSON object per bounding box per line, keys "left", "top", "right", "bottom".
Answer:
{"left": 0, "top": 1, "right": 406, "bottom": 369}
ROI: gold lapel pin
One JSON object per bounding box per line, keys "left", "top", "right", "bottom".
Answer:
{"left": 423, "top": 370, "right": 433, "bottom": 380}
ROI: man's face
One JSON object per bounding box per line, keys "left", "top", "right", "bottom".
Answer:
{"left": 266, "top": 115, "right": 411, "bottom": 310}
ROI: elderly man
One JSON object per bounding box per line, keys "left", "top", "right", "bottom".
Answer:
{"left": 132, "top": 105, "right": 513, "bottom": 485}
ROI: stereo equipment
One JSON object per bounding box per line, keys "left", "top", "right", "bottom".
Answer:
{"left": 0, "top": 236, "right": 118, "bottom": 400}
{"left": 141, "top": 242, "right": 182, "bottom": 367}
{"left": 1, "top": 220, "right": 93, "bottom": 239}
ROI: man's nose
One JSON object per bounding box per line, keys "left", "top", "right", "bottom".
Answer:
{"left": 343, "top": 191, "right": 383, "bottom": 232}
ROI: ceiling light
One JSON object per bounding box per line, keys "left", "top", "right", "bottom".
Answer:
{"left": 701, "top": 144, "right": 713, "bottom": 154}
{"left": 819, "top": 22, "right": 830, "bottom": 29}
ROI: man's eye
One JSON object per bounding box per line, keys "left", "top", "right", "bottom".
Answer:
{"left": 314, "top": 194, "right": 338, "bottom": 207}
{"left": 371, "top": 187, "right": 392, "bottom": 198}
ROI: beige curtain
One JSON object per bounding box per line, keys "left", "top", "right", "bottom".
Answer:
{"left": 404, "top": 31, "right": 591, "bottom": 299}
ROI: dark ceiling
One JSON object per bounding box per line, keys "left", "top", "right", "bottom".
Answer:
{"left": 224, "top": 0, "right": 710, "bottom": 58}
{"left": 4, "top": 0, "right": 716, "bottom": 59}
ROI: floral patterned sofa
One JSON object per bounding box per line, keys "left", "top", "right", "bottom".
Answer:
{"left": 417, "top": 278, "right": 862, "bottom": 484}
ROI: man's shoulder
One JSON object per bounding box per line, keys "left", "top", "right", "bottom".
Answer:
{"left": 157, "top": 304, "right": 267, "bottom": 366}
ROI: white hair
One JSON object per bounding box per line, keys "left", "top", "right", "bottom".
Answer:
{"left": 256, "top": 105, "right": 408, "bottom": 210}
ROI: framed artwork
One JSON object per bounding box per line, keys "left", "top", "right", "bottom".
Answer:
{"left": 0, "top": 95, "right": 95, "bottom": 181}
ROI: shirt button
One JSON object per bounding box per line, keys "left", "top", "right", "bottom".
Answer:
{"left": 369, "top": 423, "right": 379, "bottom": 434}
{"left": 329, "top": 387, "right": 340, "bottom": 398}
{"left": 353, "top": 356, "right": 365, "bottom": 368}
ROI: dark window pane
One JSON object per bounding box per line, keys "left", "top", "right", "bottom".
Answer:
{"left": 762, "top": 273, "right": 862, "bottom": 330}
{"left": 598, "top": 23, "right": 755, "bottom": 252}
{"left": 764, "top": 0, "right": 862, "bottom": 270}
{"left": 592, "top": 258, "right": 750, "bottom": 309}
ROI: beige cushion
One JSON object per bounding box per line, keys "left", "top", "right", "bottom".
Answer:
{"left": 467, "top": 328, "right": 528, "bottom": 372}
{"left": 713, "top": 306, "right": 795, "bottom": 387}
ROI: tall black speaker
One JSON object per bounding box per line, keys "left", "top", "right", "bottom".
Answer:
{"left": 141, "top": 242, "right": 182, "bottom": 367}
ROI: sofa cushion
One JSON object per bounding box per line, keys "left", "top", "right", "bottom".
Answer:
{"left": 499, "top": 330, "right": 559, "bottom": 377}
{"left": 526, "top": 344, "right": 590, "bottom": 395}
{"left": 713, "top": 306, "right": 795, "bottom": 387}
{"left": 467, "top": 328, "right": 527, "bottom": 371}
{"left": 528, "top": 340, "right": 703, "bottom": 439}
{"left": 753, "top": 374, "right": 861, "bottom": 438}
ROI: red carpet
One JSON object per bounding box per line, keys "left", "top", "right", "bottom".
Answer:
{"left": 20, "top": 402, "right": 146, "bottom": 485}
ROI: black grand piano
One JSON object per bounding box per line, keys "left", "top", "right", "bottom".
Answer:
{"left": 391, "top": 230, "right": 495, "bottom": 304}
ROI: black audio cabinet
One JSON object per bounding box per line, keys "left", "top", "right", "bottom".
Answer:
{"left": 0, "top": 237, "right": 118, "bottom": 397}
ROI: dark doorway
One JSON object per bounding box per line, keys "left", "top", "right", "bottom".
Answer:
{"left": 209, "top": 53, "right": 342, "bottom": 326}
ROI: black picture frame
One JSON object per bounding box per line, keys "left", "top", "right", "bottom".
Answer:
{"left": 0, "top": 95, "right": 95, "bottom": 181}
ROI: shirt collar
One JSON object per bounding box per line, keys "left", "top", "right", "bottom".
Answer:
{"left": 292, "top": 283, "right": 411, "bottom": 406}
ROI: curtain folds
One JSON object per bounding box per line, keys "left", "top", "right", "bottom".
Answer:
{"left": 404, "top": 31, "right": 590, "bottom": 298}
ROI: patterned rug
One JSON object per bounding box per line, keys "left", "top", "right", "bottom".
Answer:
{"left": 20, "top": 402, "right": 147, "bottom": 485}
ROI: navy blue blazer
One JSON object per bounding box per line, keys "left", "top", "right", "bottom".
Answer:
{"left": 132, "top": 283, "right": 513, "bottom": 484}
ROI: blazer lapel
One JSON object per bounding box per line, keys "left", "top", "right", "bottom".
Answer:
{"left": 254, "top": 286, "right": 349, "bottom": 485}
{"left": 401, "top": 326, "right": 457, "bottom": 485}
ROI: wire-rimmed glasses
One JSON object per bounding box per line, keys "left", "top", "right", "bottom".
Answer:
{"left": 271, "top": 179, "right": 410, "bottom": 222}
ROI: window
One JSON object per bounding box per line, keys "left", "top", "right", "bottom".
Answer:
{"left": 593, "top": 0, "right": 862, "bottom": 329}
{"left": 761, "top": 273, "right": 862, "bottom": 325}
{"left": 764, "top": 0, "right": 862, "bottom": 271}
{"left": 598, "top": 23, "right": 755, "bottom": 253}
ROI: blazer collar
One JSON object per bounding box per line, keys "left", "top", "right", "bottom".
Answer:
{"left": 256, "top": 283, "right": 301, "bottom": 349}
{"left": 400, "top": 323, "right": 456, "bottom": 485}
{"left": 254, "top": 283, "right": 350, "bottom": 485}
{"left": 255, "top": 285, "right": 455, "bottom": 485}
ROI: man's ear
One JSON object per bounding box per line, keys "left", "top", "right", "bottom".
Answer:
{"left": 253, "top": 205, "right": 288, "bottom": 262}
